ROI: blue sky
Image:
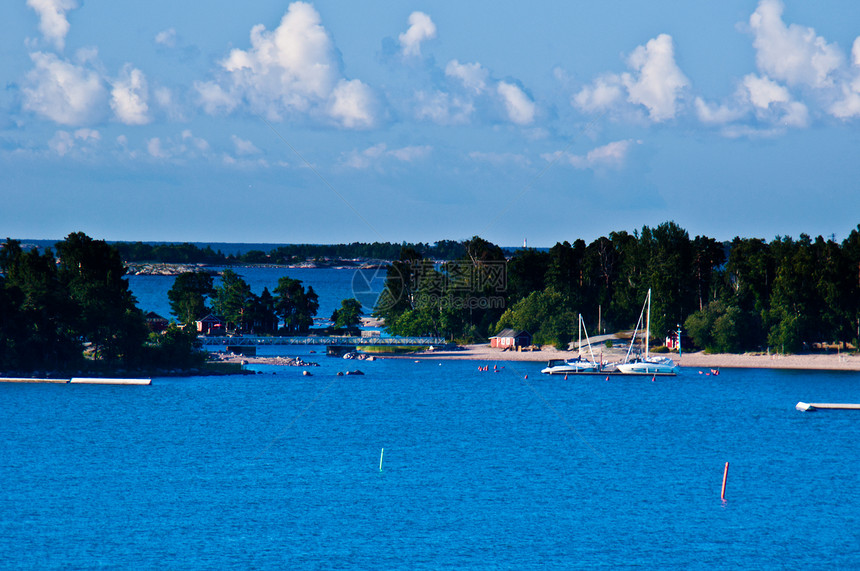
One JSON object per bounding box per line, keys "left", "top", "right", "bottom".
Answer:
{"left": 2, "top": 0, "right": 860, "bottom": 246}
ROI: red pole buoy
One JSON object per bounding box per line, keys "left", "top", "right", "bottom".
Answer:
{"left": 721, "top": 461, "right": 729, "bottom": 501}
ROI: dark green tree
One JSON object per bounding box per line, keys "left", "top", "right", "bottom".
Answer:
{"left": 331, "top": 298, "right": 363, "bottom": 330}
{"left": 211, "top": 269, "right": 254, "bottom": 333}
{"left": 274, "top": 277, "right": 319, "bottom": 334}
{"left": 56, "top": 232, "right": 147, "bottom": 364}
{"left": 167, "top": 271, "right": 215, "bottom": 325}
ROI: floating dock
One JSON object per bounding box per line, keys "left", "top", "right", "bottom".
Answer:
{"left": 0, "top": 377, "right": 69, "bottom": 383}
{"left": 0, "top": 377, "right": 150, "bottom": 385}
{"left": 70, "top": 378, "right": 151, "bottom": 385}
{"left": 796, "top": 402, "right": 860, "bottom": 412}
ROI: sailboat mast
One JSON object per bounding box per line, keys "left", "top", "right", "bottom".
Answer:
{"left": 578, "top": 313, "right": 582, "bottom": 358}
{"left": 645, "top": 288, "right": 651, "bottom": 359}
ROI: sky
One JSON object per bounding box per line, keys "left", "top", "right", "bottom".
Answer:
{"left": 2, "top": 0, "right": 860, "bottom": 247}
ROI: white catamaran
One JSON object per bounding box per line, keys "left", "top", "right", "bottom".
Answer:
{"left": 541, "top": 314, "right": 601, "bottom": 375}
{"left": 615, "top": 289, "right": 679, "bottom": 376}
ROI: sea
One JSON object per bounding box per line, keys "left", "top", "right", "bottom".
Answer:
{"left": 2, "top": 269, "right": 860, "bottom": 569}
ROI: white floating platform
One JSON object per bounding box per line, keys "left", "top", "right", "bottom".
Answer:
{"left": 70, "top": 377, "right": 151, "bottom": 385}
{"left": 0, "top": 377, "right": 69, "bottom": 383}
{"left": 796, "top": 401, "right": 860, "bottom": 412}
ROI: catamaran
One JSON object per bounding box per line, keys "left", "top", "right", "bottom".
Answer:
{"left": 615, "top": 289, "right": 679, "bottom": 376}
{"left": 541, "top": 314, "right": 601, "bottom": 374}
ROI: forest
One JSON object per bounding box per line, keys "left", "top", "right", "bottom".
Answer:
{"left": 374, "top": 222, "right": 860, "bottom": 353}
{"left": 2, "top": 222, "right": 859, "bottom": 374}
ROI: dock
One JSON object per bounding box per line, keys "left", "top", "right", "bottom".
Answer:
{"left": 1, "top": 377, "right": 151, "bottom": 385}
{"left": 796, "top": 402, "right": 860, "bottom": 412}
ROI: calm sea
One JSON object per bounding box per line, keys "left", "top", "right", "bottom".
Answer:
{"left": 2, "top": 357, "right": 859, "bottom": 569}
{"left": 128, "top": 266, "right": 386, "bottom": 325}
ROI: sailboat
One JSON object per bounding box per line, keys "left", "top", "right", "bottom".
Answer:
{"left": 541, "top": 314, "right": 601, "bottom": 374}
{"left": 615, "top": 289, "right": 679, "bottom": 375}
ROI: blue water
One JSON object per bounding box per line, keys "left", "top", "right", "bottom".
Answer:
{"left": 2, "top": 359, "right": 859, "bottom": 569}
{"left": 128, "top": 267, "right": 386, "bottom": 324}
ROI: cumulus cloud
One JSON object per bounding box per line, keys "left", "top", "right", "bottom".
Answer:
{"left": 329, "top": 79, "right": 376, "bottom": 129}
{"left": 497, "top": 81, "right": 535, "bottom": 125}
{"left": 414, "top": 90, "right": 474, "bottom": 125}
{"left": 742, "top": 74, "right": 790, "bottom": 109}
{"left": 27, "top": 0, "right": 78, "bottom": 50}
{"left": 574, "top": 34, "right": 688, "bottom": 122}
{"left": 693, "top": 98, "right": 746, "bottom": 125}
{"left": 110, "top": 64, "right": 150, "bottom": 125}
{"left": 543, "top": 140, "right": 638, "bottom": 171}
{"left": 830, "top": 37, "right": 860, "bottom": 118}
{"left": 231, "top": 135, "right": 260, "bottom": 156}
{"left": 622, "top": 34, "right": 689, "bottom": 121}
{"left": 399, "top": 12, "right": 436, "bottom": 57}
{"left": 22, "top": 51, "right": 107, "bottom": 125}
{"left": 573, "top": 74, "right": 625, "bottom": 113}
{"left": 195, "top": 2, "right": 375, "bottom": 128}
{"left": 155, "top": 28, "right": 177, "bottom": 48}
{"left": 147, "top": 137, "right": 168, "bottom": 159}
{"left": 749, "top": 0, "right": 842, "bottom": 88}
{"left": 445, "top": 60, "right": 488, "bottom": 94}
{"left": 341, "top": 143, "right": 431, "bottom": 169}
{"left": 48, "top": 128, "right": 99, "bottom": 156}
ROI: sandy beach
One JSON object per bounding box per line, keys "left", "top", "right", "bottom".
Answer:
{"left": 211, "top": 343, "right": 860, "bottom": 371}
{"left": 384, "top": 344, "right": 860, "bottom": 371}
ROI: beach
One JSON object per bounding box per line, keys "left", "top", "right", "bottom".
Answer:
{"left": 396, "top": 344, "right": 860, "bottom": 371}
{"left": 212, "top": 343, "right": 860, "bottom": 371}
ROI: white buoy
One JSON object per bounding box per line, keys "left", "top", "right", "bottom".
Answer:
{"left": 379, "top": 448, "right": 384, "bottom": 472}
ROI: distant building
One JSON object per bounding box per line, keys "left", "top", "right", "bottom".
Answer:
{"left": 196, "top": 314, "right": 225, "bottom": 335}
{"left": 144, "top": 312, "right": 168, "bottom": 333}
{"left": 490, "top": 329, "right": 532, "bottom": 349}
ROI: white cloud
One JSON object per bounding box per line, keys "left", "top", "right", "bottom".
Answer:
{"left": 231, "top": 135, "right": 260, "bottom": 156}
{"left": 622, "top": 34, "right": 689, "bottom": 121}
{"left": 48, "top": 128, "right": 99, "bottom": 156}
{"left": 742, "top": 74, "right": 790, "bottom": 109}
{"left": 155, "top": 28, "right": 177, "bottom": 48}
{"left": 399, "top": 12, "right": 436, "bottom": 57}
{"left": 197, "top": 2, "right": 375, "bottom": 128}
{"left": 830, "top": 39, "right": 860, "bottom": 119}
{"left": 830, "top": 78, "right": 860, "bottom": 118}
{"left": 26, "top": 0, "right": 78, "bottom": 51}
{"left": 147, "top": 137, "right": 168, "bottom": 159}
{"left": 182, "top": 130, "right": 210, "bottom": 153}
{"left": 388, "top": 145, "right": 431, "bottom": 162}
{"left": 341, "top": 143, "right": 431, "bottom": 169}
{"left": 749, "top": 0, "right": 843, "bottom": 89}
{"left": 22, "top": 51, "right": 107, "bottom": 126}
{"left": 153, "top": 86, "right": 185, "bottom": 121}
{"left": 445, "top": 60, "right": 488, "bottom": 94}
{"left": 574, "top": 34, "right": 687, "bottom": 122}
{"left": 573, "top": 74, "right": 625, "bottom": 113}
{"left": 329, "top": 79, "right": 376, "bottom": 129}
{"left": 543, "top": 140, "right": 638, "bottom": 171}
{"left": 110, "top": 64, "right": 150, "bottom": 125}
{"left": 497, "top": 81, "right": 535, "bottom": 125}
{"left": 694, "top": 97, "right": 746, "bottom": 124}
{"left": 414, "top": 90, "right": 474, "bottom": 125}
{"left": 195, "top": 80, "right": 238, "bottom": 115}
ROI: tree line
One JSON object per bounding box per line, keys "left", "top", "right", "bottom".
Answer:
{"left": 116, "top": 240, "right": 470, "bottom": 265}
{"left": 0, "top": 233, "right": 204, "bottom": 373}
{"left": 373, "top": 222, "right": 860, "bottom": 353}
{"left": 167, "top": 269, "right": 362, "bottom": 335}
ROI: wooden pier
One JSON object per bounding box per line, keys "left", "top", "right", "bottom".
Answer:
{"left": 796, "top": 402, "right": 860, "bottom": 412}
